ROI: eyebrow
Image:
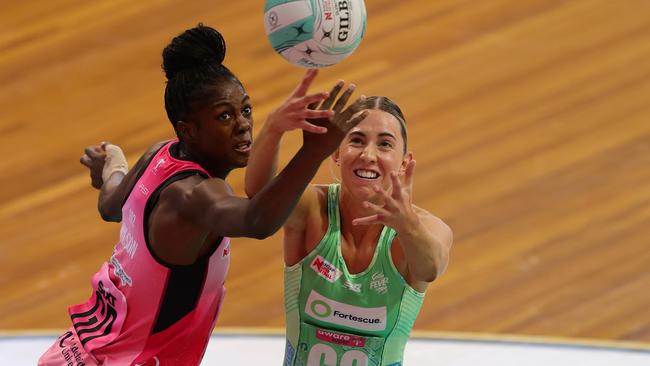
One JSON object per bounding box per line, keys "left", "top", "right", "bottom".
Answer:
{"left": 349, "top": 131, "right": 396, "bottom": 139}
{"left": 378, "top": 132, "right": 397, "bottom": 140}
{"left": 211, "top": 95, "right": 251, "bottom": 108}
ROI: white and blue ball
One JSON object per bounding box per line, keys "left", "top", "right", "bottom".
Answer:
{"left": 264, "top": 0, "right": 367, "bottom": 68}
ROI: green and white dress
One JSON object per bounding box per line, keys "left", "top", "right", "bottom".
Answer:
{"left": 284, "top": 184, "right": 425, "bottom": 366}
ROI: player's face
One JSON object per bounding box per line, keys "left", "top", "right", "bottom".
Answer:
{"left": 335, "top": 110, "right": 408, "bottom": 201}
{"left": 189, "top": 79, "right": 253, "bottom": 176}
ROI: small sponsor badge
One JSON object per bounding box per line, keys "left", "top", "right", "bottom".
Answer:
{"left": 316, "top": 328, "right": 366, "bottom": 347}
{"left": 310, "top": 255, "right": 342, "bottom": 283}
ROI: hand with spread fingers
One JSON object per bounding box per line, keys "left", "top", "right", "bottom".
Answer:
{"left": 353, "top": 159, "right": 419, "bottom": 232}
{"left": 265, "top": 69, "right": 334, "bottom": 135}
{"left": 302, "top": 79, "right": 369, "bottom": 158}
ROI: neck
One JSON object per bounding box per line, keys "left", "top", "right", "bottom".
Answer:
{"left": 338, "top": 185, "right": 384, "bottom": 247}
{"left": 177, "top": 141, "right": 230, "bottom": 179}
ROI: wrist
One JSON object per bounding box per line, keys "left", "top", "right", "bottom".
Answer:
{"left": 264, "top": 111, "right": 288, "bottom": 136}
{"left": 102, "top": 144, "right": 128, "bottom": 182}
{"left": 297, "top": 145, "right": 328, "bottom": 162}
{"left": 396, "top": 208, "right": 422, "bottom": 237}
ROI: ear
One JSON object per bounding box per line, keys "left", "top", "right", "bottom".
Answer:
{"left": 176, "top": 120, "right": 198, "bottom": 143}
{"left": 400, "top": 151, "right": 414, "bottom": 173}
{"left": 331, "top": 149, "right": 341, "bottom": 166}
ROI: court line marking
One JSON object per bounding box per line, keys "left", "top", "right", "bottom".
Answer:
{"left": 2, "top": 327, "right": 648, "bottom": 352}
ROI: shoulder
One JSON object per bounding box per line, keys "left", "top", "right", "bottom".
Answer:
{"left": 283, "top": 184, "right": 330, "bottom": 265}
{"left": 300, "top": 184, "right": 329, "bottom": 215}
{"left": 145, "top": 140, "right": 169, "bottom": 157}
{"left": 161, "top": 175, "right": 232, "bottom": 206}
{"left": 140, "top": 140, "right": 170, "bottom": 165}
{"left": 284, "top": 184, "right": 328, "bottom": 231}
{"left": 311, "top": 184, "right": 330, "bottom": 205}
{"left": 130, "top": 140, "right": 171, "bottom": 176}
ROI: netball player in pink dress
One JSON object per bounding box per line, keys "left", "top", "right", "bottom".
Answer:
{"left": 38, "top": 24, "right": 367, "bottom": 366}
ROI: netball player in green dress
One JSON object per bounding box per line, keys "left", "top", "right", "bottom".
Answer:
{"left": 246, "top": 90, "right": 453, "bottom": 365}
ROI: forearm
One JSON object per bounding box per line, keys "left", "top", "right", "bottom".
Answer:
{"left": 98, "top": 172, "right": 126, "bottom": 222}
{"left": 97, "top": 143, "right": 130, "bottom": 222}
{"left": 245, "top": 122, "right": 283, "bottom": 198}
{"left": 397, "top": 214, "right": 450, "bottom": 282}
{"left": 245, "top": 146, "right": 323, "bottom": 238}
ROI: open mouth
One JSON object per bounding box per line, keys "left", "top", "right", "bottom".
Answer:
{"left": 234, "top": 141, "right": 252, "bottom": 153}
{"left": 354, "top": 169, "right": 380, "bottom": 180}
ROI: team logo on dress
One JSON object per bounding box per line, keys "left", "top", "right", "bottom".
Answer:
{"left": 305, "top": 290, "right": 387, "bottom": 331}
{"left": 310, "top": 255, "right": 342, "bottom": 283}
{"left": 369, "top": 272, "right": 388, "bottom": 294}
{"left": 152, "top": 158, "right": 166, "bottom": 174}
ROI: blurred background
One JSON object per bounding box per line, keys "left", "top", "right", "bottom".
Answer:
{"left": 1, "top": 0, "right": 649, "bottom": 346}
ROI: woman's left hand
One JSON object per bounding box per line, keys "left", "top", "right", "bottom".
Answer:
{"left": 352, "top": 159, "right": 420, "bottom": 232}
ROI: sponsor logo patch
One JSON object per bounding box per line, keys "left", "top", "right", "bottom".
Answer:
{"left": 57, "top": 331, "right": 87, "bottom": 365}
{"left": 316, "top": 328, "right": 366, "bottom": 347}
{"left": 110, "top": 255, "right": 132, "bottom": 287}
{"left": 310, "top": 255, "right": 342, "bottom": 283}
{"left": 343, "top": 280, "right": 362, "bottom": 293}
{"left": 305, "top": 290, "right": 386, "bottom": 331}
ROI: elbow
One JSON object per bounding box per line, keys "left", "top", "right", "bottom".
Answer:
{"left": 416, "top": 269, "right": 443, "bottom": 282}
{"left": 99, "top": 210, "right": 120, "bottom": 222}
{"left": 247, "top": 225, "right": 276, "bottom": 240}
{"left": 251, "top": 229, "right": 273, "bottom": 240}
{"left": 416, "top": 254, "right": 449, "bottom": 283}
{"left": 246, "top": 209, "right": 280, "bottom": 240}
{"left": 98, "top": 203, "right": 121, "bottom": 222}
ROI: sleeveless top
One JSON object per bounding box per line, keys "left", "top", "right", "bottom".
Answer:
{"left": 67, "top": 140, "right": 231, "bottom": 365}
{"left": 283, "top": 184, "right": 424, "bottom": 366}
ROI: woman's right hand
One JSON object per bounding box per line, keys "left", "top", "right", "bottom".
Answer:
{"left": 80, "top": 144, "right": 107, "bottom": 189}
{"left": 265, "top": 69, "right": 335, "bottom": 135}
{"left": 80, "top": 142, "right": 128, "bottom": 189}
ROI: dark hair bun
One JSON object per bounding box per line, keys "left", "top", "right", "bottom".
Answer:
{"left": 162, "top": 23, "right": 226, "bottom": 80}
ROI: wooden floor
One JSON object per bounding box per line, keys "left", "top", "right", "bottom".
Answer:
{"left": 1, "top": 0, "right": 650, "bottom": 344}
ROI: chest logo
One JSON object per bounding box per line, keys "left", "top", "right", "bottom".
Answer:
{"left": 343, "top": 280, "right": 362, "bottom": 293}
{"left": 310, "top": 255, "right": 342, "bottom": 283}
{"left": 305, "top": 290, "right": 387, "bottom": 331}
{"left": 369, "top": 272, "right": 389, "bottom": 294}
{"left": 152, "top": 157, "right": 166, "bottom": 174}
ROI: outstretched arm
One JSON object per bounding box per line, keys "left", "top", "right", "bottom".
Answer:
{"left": 245, "top": 70, "right": 360, "bottom": 198}
{"left": 168, "top": 71, "right": 367, "bottom": 239}
{"left": 245, "top": 69, "right": 332, "bottom": 198}
{"left": 176, "top": 105, "right": 366, "bottom": 239}
{"left": 353, "top": 160, "right": 453, "bottom": 283}
{"left": 175, "top": 145, "right": 330, "bottom": 239}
